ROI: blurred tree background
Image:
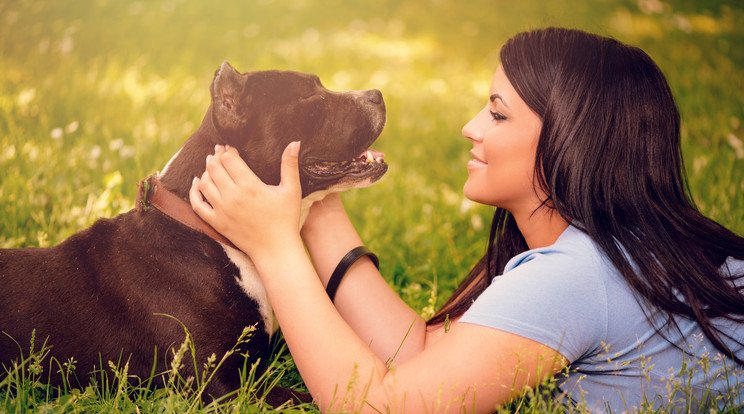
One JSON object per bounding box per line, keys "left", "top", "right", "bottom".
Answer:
{"left": 1, "top": 0, "right": 743, "bottom": 307}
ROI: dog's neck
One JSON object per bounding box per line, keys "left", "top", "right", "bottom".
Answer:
{"left": 157, "top": 110, "right": 219, "bottom": 200}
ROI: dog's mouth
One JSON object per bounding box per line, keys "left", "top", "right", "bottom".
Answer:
{"left": 303, "top": 149, "right": 387, "bottom": 186}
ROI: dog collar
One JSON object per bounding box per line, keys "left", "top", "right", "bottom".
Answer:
{"left": 136, "top": 175, "right": 238, "bottom": 250}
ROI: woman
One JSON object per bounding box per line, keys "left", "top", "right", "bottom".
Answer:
{"left": 190, "top": 27, "right": 744, "bottom": 412}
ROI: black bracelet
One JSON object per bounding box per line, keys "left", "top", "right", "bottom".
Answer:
{"left": 326, "top": 246, "right": 379, "bottom": 302}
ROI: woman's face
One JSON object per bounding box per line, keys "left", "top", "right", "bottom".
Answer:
{"left": 462, "top": 65, "right": 544, "bottom": 213}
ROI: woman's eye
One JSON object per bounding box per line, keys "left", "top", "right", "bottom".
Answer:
{"left": 490, "top": 110, "right": 507, "bottom": 121}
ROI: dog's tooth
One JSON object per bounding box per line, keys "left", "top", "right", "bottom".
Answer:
{"left": 366, "top": 151, "right": 374, "bottom": 162}
{"left": 375, "top": 157, "right": 384, "bottom": 163}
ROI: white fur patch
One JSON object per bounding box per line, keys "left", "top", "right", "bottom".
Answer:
{"left": 157, "top": 147, "right": 182, "bottom": 179}
{"left": 299, "top": 188, "right": 335, "bottom": 224}
{"left": 222, "top": 245, "right": 277, "bottom": 335}
{"left": 298, "top": 181, "right": 374, "bottom": 223}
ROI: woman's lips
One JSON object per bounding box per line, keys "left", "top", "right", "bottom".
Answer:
{"left": 468, "top": 150, "right": 487, "bottom": 167}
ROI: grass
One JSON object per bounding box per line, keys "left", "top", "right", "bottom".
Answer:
{"left": 1, "top": 326, "right": 313, "bottom": 413}
{"left": 1, "top": 0, "right": 743, "bottom": 412}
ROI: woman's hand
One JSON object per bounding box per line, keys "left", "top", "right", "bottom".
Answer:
{"left": 189, "top": 142, "right": 302, "bottom": 259}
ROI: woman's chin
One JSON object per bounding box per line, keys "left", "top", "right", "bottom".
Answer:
{"left": 463, "top": 180, "right": 484, "bottom": 204}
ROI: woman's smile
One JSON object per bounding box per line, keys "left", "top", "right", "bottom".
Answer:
{"left": 468, "top": 150, "right": 488, "bottom": 168}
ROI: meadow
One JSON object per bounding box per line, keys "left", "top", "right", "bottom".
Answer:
{"left": 1, "top": 0, "right": 743, "bottom": 412}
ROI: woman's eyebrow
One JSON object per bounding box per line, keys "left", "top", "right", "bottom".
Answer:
{"left": 490, "top": 93, "right": 509, "bottom": 108}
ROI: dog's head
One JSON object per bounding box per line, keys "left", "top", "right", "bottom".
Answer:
{"left": 209, "top": 62, "right": 387, "bottom": 198}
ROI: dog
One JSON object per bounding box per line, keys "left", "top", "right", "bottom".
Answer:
{"left": 0, "top": 61, "right": 387, "bottom": 405}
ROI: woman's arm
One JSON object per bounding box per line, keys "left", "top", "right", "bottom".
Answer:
{"left": 190, "top": 144, "right": 568, "bottom": 412}
{"left": 300, "top": 193, "right": 428, "bottom": 364}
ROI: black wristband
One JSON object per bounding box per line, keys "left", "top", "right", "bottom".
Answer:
{"left": 326, "top": 246, "right": 379, "bottom": 303}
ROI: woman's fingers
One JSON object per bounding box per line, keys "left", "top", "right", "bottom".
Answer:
{"left": 217, "top": 145, "right": 262, "bottom": 188}
{"left": 204, "top": 143, "right": 299, "bottom": 190}
{"left": 280, "top": 141, "right": 301, "bottom": 193}
{"left": 195, "top": 168, "right": 221, "bottom": 204}
{"left": 189, "top": 142, "right": 304, "bottom": 256}
{"left": 189, "top": 176, "right": 216, "bottom": 224}
{"left": 205, "top": 147, "right": 240, "bottom": 192}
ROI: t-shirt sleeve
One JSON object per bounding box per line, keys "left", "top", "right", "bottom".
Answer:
{"left": 459, "top": 250, "right": 609, "bottom": 362}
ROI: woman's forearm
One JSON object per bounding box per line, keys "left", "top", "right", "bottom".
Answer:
{"left": 249, "top": 236, "right": 389, "bottom": 411}
{"left": 300, "top": 197, "right": 427, "bottom": 364}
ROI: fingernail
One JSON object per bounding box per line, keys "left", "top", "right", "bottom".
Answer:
{"left": 192, "top": 176, "right": 198, "bottom": 186}
{"left": 206, "top": 154, "right": 212, "bottom": 164}
{"left": 289, "top": 141, "right": 300, "bottom": 156}
{"left": 225, "top": 144, "right": 230, "bottom": 151}
{"left": 214, "top": 144, "right": 220, "bottom": 152}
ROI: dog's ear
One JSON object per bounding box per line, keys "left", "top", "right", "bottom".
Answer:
{"left": 212, "top": 61, "right": 244, "bottom": 110}
{"left": 210, "top": 61, "right": 249, "bottom": 135}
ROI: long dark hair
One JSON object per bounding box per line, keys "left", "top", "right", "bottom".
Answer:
{"left": 428, "top": 27, "right": 744, "bottom": 365}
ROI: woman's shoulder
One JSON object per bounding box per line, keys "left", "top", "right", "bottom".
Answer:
{"left": 462, "top": 223, "right": 677, "bottom": 363}
{"left": 461, "top": 225, "right": 626, "bottom": 361}
{"left": 503, "top": 224, "right": 613, "bottom": 281}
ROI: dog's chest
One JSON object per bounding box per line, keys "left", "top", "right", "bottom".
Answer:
{"left": 222, "top": 246, "right": 276, "bottom": 334}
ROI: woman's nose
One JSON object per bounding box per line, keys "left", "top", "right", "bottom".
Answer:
{"left": 462, "top": 108, "right": 485, "bottom": 143}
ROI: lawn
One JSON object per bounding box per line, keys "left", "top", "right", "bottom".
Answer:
{"left": 1, "top": 0, "right": 742, "bottom": 412}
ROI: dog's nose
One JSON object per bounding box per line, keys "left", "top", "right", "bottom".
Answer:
{"left": 366, "top": 89, "right": 383, "bottom": 105}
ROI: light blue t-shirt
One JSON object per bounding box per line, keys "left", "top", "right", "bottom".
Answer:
{"left": 460, "top": 224, "right": 744, "bottom": 412}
